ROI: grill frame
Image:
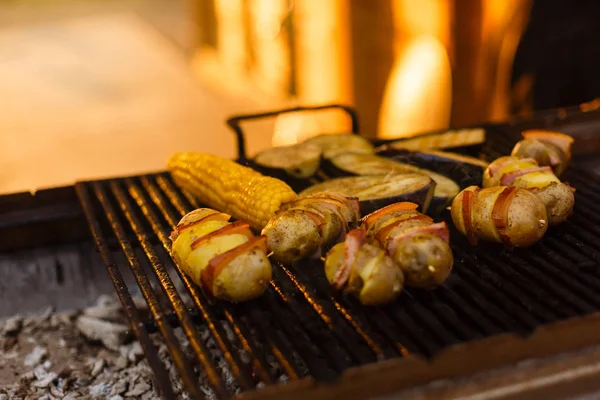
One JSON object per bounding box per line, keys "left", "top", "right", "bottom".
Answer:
{"left": 3, "top": 103, "right": 600, "bottom": 399}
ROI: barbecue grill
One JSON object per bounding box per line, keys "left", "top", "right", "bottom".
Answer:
{"left": 3, "top": 103, "right": 600, "bottom": 399}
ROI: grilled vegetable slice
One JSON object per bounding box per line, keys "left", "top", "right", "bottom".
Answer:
{"left": 407, "top": 149, "right": 490, "bottom": 169}
{"left": 171, "top": 208, "right": 272, "bottom": 302}
{"left": 252, "top": 142, "right": 322, "bottom": 179}
{"left": 376, "top": 147, "right": 487, "bottom": 189}
{"left": 451, "top": 186, "right": 548, "bottom": 248}
{"left": 483, "top": 156, "right": 575, "bottom": 225}
{"left": 511, "top": 130, "right": 573, "bottom": 177}
{"left": 361, "top": 202, "right": 453, "bottom": 288}
{"left": 168, "top": 152, "right": 297, "bottom": 230}
{"left": 324, "top": 152, "right": 459, "bottom": 213}
{"left": 300, "top": 174, "right": 435, "bottom": 215}
{"left": 387, "top": 128, "right": 486, "bottom": 151}
{"left": 325, "top": 229, "right": 404, "bottom": 306}
{"left": 262, "top": 192, "right": 359, "bottom": 264}
{"left": 303, "top": 133, "right": 375, "bottom": 159}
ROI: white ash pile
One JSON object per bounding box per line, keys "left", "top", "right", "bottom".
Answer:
{"left": 1, "top": 293, "right": 291, "bottom": 399}
{"left": 0, "top": 295, "right": 192, "bottom": 399}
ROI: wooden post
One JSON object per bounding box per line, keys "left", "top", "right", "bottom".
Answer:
{"left": 347, "top": 1, "right": 396, "bottom": 138}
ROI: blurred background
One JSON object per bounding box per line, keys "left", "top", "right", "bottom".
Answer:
{"left": 1, "top": 0, "right": 599, "bottom": 194}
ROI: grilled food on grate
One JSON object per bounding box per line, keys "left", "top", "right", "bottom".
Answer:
{"left": 451, "top": 186, "right": 548, "bottom": 248}
{"left": 387, "top": 128, "right": 486, "bottom": 151}
{"left": 303, "top": 133, "right": 375, "bottom": 159}
{"left": 170, "top": 208, "right": 272, "bottom": 302}
{"left": 299, "top": 174, "right": 435, "bottom": 216}
{"left": 361, "top": 202, "right": 453, "bottom": 289}
{"left": 483, "top": 156, "right": 575, "bottom": 226}
{"left": 252, "top": 142, "right": 322, "bottom": 180}
{"left": 167, "top": 152, "right": 298, "bottom": 231}
{"left": 322, "top": 152, "right": 460, "bottom": 214}
{"left": 325, "top": 228, "right": 404, "bottom": 306}
{"left": 511, "top": 130, "right": 573, "bottom": 177}
{"left": 262, "top": 192, "right": 360, "bottom": 264}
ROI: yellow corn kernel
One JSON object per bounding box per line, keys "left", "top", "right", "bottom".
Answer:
{"left": 168, "top": 152, "right": 297, "bottom": 230}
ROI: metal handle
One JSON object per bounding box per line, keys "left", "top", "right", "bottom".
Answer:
{"left": 226, "top": 104, "right": 360, "bottom": 160}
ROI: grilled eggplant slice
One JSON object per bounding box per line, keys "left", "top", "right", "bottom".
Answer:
{"left": 252, "top": 142, "right": 322, "bottom": 179}
{"left": 300, "top": 174, "right": 435, "bottom": 215}
{"left": 387, "top": 128, "right": 486, "bottom": 151}
{"left": 324, "top": 152, "right": 459, "bottom": 214}
{"left": 303, "top": 133, "right": 375, "bottom": 159}
{"left": 376, "top": 148, "right": 487, "bottom": 190}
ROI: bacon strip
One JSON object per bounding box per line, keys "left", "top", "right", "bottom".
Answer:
{"left": 332, "top": 228, "right": 366, "bottom": 289}
{"left": 462, "top": 188, "right": 479, "bottom": 246}
{"left": 491, "top": 187, "right": 517, "bottom": 248}
{"left": 386, "top": 222, "right": 450, "bottom": 256}
{"left": 304, "top": 192, "right": 360, "bottom": 220}
{"left": 178, "top": 211, "right": 231, "bottom": 233}
{"left": 201, "top": 236, "right": 268, "bottom": 297}
{"left": 361, "top": 202, "right": 419, "bottom": 230}
{"left": 190, "top": 220, "right": 253, "bottom": 250}
{"left": 500, "top": 166, "right": 553, "bottom": 186}
{"left": 522, "top": 130, "right": 573, "bottom": 160}
{"left": 298, "top": 198, "right": 350, "bottom": 237}
{"left": 547, "top": 150, "right": 562, "bottom": 168}
{"left": 374, "top": 214, "right": 433, "bottom": 244}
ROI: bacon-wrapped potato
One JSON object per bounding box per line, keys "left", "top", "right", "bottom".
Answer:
{"left": 451, "top": 186, "right": 548, "bottom": 248}
{"left": 170, "top": 208, "right": 272, "bottom": 302}
{"left": 483, "top": 156, "right": 574, "bottom": 226}
{"left": 324, "top": 228, "right": 404, "bottom": 306}
{"left": 262, "top": 192, "right": 360, "bottom": 264}
{"left": 511, "top": 130, "right": 573, "bottom": 177}
{"left": 361, "top": 203, "right": 453, "bottom": 288}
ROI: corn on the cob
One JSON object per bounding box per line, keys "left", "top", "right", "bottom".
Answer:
{"left": 168, "top": 152, "right": 298, "bottom": 230}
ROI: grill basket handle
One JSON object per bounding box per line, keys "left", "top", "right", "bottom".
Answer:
{"left": 226, "top": 104, "right": 360, "bottom": 161}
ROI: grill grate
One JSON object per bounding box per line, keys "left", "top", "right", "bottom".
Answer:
{"left": 74, "top": 125, "right": 600, "bottom": 400}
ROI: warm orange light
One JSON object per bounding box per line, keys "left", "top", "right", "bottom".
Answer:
{"left": 475, "top": 0, "right": 532, "bottom": 121}
{"left": 395, "top": 0, "right": 451, "bottom": 50}
{"left": 272, "top": 109, "right": 351, "bottom": 147}
{"left": 248, "top": 0, "right": 292, "bottom": 95}
{"left": 377, "top": 36, "right": 452, "bottom": 139}
{"left": 270, "top": 0, "right": 352, "bottom": 147}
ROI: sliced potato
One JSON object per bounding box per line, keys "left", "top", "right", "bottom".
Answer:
{"left": 262, "top": 209, "right": 323, "bottom": 264}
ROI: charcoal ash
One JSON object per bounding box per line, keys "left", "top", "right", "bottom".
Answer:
{"left": 1, "top": 292, "right": 293, "bottom": 399}
{"left": 0, "top": 295, "right": 172, "bottom": 399}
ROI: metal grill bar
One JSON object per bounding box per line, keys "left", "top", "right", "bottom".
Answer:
{"left": 155, "top": 175, "right": 341, "bottom": 381}
{"left": 75, "top": 183, "right": 176, "bottom": 400}
{"left": 128, "top": 177, "right": 259, "bottom": 387}
{"left": 76, "top": 130, "right": 600, "bottom": 399}
{"left": 92, "top": 182, "right": 215, "bottom": 399}
{"left": 151, "top": 175, "right": 303, "bottom": 382}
